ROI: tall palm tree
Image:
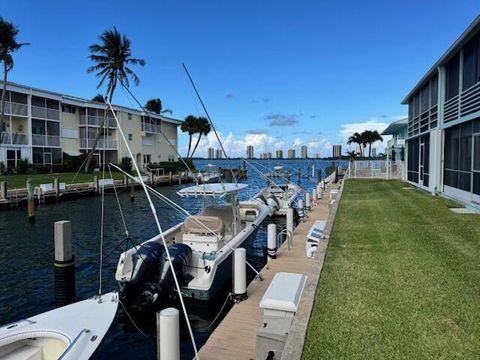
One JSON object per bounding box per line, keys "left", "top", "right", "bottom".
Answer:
{"left": 361, "top": 130, "right": 383, "bottom": 158}
{"left": 347, "top": 132, "right": 365, "bottom": 157}
{"left": 190, "top": 116, "right": 211, "bottom": 158}
{"left": 0, "top": 17, "right": 29, "bottom": 147}
{"left": 346, "top": 150, "right": 356, "bottom": 162}
{"left": 86, "top": 27, "right": 145, "bottom": 171}
{"left": 144, "top": 98, "right": 172, "bottom": 115}
{"left": 91, "top": 94, "right": 105, "bottom": 103}
{"left": 181, "top": 115, "right": 197, "bottom": 158}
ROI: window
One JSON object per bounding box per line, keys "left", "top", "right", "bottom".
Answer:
{"left": 420, "top": 84, "right": 429, "bottom": 113}
{"left": 462, "top": 33, "right": 480, "bottom": 91}
{"left": 430, "top": 76, "right": 438, "bottom": 106}
{"left": 128, "top": 113, "right": 132, "bottom": 120}
{"left": 407, "top": 138, "right": 419, "bottom": 183}
{"left": 61, "top": 105, "right": 76, "bottom": 114}
{"left": 128, "top": 133, "right": 133, "bottom": 141}
{"left": 446, "top": 53, "right": 460, "bottom": 100}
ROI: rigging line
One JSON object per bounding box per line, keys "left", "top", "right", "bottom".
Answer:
{"left": 110, "top": 163, "right": 263, "bottom": 279}
{"left": 181, "top": 62, "right": 237, "bottom": 186}
{"left": 242, "top": 158, "right": 291, "bottom": 192}
{"left": 114, "top": 76, "right": 199, "bottom": 187}
{"left": 118, "top": 300, "right": 147, "bottom": 338}
{"left": 106, "top": 100, "right": 200, "bottom": 360}
{"left": 108, "top": 163, "right": 129, "bottom": 238}
{"left": 98, "top": 122, "right": 107, "bottom": 298}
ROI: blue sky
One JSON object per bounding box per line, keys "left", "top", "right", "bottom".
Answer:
{"left": 2, "top": 1, "right": 480, "bottom": 157}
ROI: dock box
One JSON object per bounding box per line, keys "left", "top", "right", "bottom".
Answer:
{"left": 256, "top": 272, "right": 307, "bottom": 360}
{"left": 305, "top": 220, "right": 326, "bottom": 258}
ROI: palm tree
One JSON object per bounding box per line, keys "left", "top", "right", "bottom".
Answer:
{"left": 190, "top": 117, "right": 211, "bottom": 158}
{"left": 91, "top": 94, "right": 105, "bottom": 103}
{"left": 347, "top": 132, "right": 365, "bottom": 157}
{"left": 346, "top": 150, "right": 356, "bottom": 162}
{"left": 144, "top": 98, "right": 172, "bottom": 115}
{"left": 181, "top": 115, "right": 197, "bottom": 158}
{"left": 86, "top": 27, "right": 145, "bottom": 171}
{"left": 361, "top": 130, "right": 383, "bottom": 158}
{"left": 0, "top": 17, "right": 29, "bottom": 146}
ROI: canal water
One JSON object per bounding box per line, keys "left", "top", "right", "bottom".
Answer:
{"left": 0, "top": 159, "right": 344, "bottom": 359}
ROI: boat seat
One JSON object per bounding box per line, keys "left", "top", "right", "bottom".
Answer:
{"left": 2, "top": 344, "right": 42, "bottom": 360}
{"left": 184, "top": 215, "right": 224, "bottom": 235}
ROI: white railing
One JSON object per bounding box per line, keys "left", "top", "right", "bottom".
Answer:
{"left": 142, "top": 122, "right": 158, "bottom": 133}
{"left": 80, "top": 115, "right": 117, "bottom": 128}
{"left": 32, "top": 105, "right": 60, "bottom": 120}
{"left": 0, "top": 132, "right": 28, "bottom": 145}
{"left": 0, "top": 101, "right": 28, "bottom": 116}
{"left": 80, "top": 138, "right": 117, "bottom": 149}
{"left": 32, "top": 134, "right": 61, "bottom": 147}
{"left": 347, "top": 160, "right": 405, "bottom": 180}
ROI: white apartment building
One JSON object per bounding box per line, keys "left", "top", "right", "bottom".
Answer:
{"left": 332, "top": 145, "right": 341, "bottom": 158}
{"left": 0, "top": 81, "right": 180, "bottom": 170}
{"left": 276, "top": 150, "right": 283, "bottom": 159}
{"left": 246, "top": 145, "right": 254, "bottom": 159}
{"left": 288, "top": 149, "right": 296, "bottom": 159}
{"left": 207, "top": 147, "right": 215, "bottom": 159}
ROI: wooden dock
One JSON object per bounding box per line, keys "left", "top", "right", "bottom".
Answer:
{"left": 198, "top": 186, "right": 334, "bottom": 360}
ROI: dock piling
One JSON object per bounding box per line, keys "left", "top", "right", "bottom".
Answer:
{"left": 157, "top": 308, "right": 180, "bottom": 360}
{"left": 267, "top": 224, "right": 277, "bottom": 261}
{"left": 94, "top": 175, "right": 99, "bottom": 193}
{"left": 27, "top": 179, "right": 35, "bottom": 222}
{"left": 233, "top": 248, "right": 247, "bottom": 301}
{"left": 54, "top": 220, "right": 75, "bottom": 307}
{"left": 0, "top": 181, "right": 7, "bottom": 199}
{"left": 130, "top": 178, "right": 135, "bottom": 202}
{"left": 312, "top": 188, "right": 318, "bottom": 204}
{"left": 53, "top": 177, "right": 60, "bottom": 201}
{"left": 286, "top": 207, "right": 294, "bottom": 236}
{"left": 305, "top": 192, "right": 311, "bottom": 210}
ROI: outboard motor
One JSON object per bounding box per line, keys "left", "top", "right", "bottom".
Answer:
{"left": 141, "top": 243, "right": 192, "bottom": 307}
{"left": 266, "top": 194, "right": 280, "bottom": 212}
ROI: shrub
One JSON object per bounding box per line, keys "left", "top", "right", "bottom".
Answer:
{"left": 16, "top": 158, "right": 30, "bottom": 174}
{"left": 120, "top": 157, "right": 133, "bottom": 174}
{"left": 0, "top": 162, "right": 5, "bottom": 174}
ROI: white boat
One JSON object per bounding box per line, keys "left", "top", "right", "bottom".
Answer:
{"left": 0, "top": 292, "right": 118, "bottom": 360}
{"left": 196, "top": 164, "right": 222, "bottom": 183}
{"left": 115, "top": 183, "right": 273, "bottom": 306}
{"left": 254, "top": 182, "right": 301, "bottom": 216}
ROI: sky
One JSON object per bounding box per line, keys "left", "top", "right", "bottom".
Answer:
{"left": 2, "top": 0, "right": 480, "bottom": 157}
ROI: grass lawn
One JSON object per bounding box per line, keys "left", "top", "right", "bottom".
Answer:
{"left": 303, "top": 180, "right": 480, "bottom": 359}
{"left": 0, "top": 171, "right": 124, "bottom": 189}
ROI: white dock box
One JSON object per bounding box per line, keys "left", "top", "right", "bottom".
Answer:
{"left": 256, "top": 272, "right": 307, "bottom": 360}
{"left": 306, "top": 220, "right": 326, "bottom": 258}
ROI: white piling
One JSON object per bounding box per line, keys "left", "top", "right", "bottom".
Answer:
{"left": 286, "top": 207, "right": 294, "bottom": 235}
{"left": 267, "top": 224, "right": 277, "bottom": 260}
{"left": 305, "top": 192, "right": 311, "bottom": 209}
{"left": 298, "top": 199, "right": 304, "bottom": 211}
{"left": 313, "top": 188, "right": 317, "bottom": 203}
{"left": 232, "top": 248, "right": 247, "bottom": 301}
{"left": 157, "top": 307, "right": 180, "bottom": 360}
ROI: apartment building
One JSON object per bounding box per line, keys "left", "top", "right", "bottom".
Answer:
{"left": 381, "top": 118, "right": 407, "bottom": 162}
{"left": 288, "top": 149, "right": 296, "bottom": 159}
{"left": 246, "top": 145, "right": 254, "bottom": 159}
{"left": 301, "top": 145, "right": 308, "bottom": 159}
{"left": 207, "top": 147, "right": 215, "bottom": 159}
{"left": 332, "top": 145, "right": 342, "bottom": 158}
{"left": 276, "top": 150, "right": 283, "bottom": 159}
{"left": 0, "top": 81, "right": 180, "bottom": 170}
{"left": 402, "top": 16, "right": 480, "bottom": 208}
{"left": 215, "top": 149, "right": 222, "bottom": 159}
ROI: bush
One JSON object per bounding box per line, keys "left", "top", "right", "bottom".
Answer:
{"left": 16, "top": 158, "right": 30, "bottom": 174}
{"left": 120, "top": 157, "right": 132, "bottom": 174}
{"left": 0, "top": 162, "right": 5, "bottom": 174}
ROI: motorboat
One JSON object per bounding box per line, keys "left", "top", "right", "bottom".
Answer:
{"left": 254, "top": 182, "right": 301, "bottom": 216}
{"left": 115, "top": 183, "right": 274, "bottom": 308}
{"left": 197, "top": 164, "right": 222, "bottom": 183}
{"left": 0, "top": 292, "right": 118, "bottom": 360}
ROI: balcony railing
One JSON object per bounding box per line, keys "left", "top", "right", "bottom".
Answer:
{"left": 32, "top": 106, "right": 60, "bottom": 120}
{"left": 79, "top": 115, "right": 117, "bottom": 128}
{"left": 80, "top": 138, "right": 117, "bottom": 149}
{"left": 0, "top": 132, "right": 28, "bottom": 145}
{"left": 0, "top": 101, "right": 28, "bottom": 117}
{"left": 142, "top": 122, "right": 159, "bottom": 133}
{"left": 32, "top": 134, "right": 61, "bottom": 147}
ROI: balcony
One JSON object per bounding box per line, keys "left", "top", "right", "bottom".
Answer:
{"left": 0, "top": 132, "right": 28, "bottom": 145}
{"left": 31, "top": 106, "right": 60, "bottom": 120}
{"left": 80, "top": 138, "right": 117, "bottom": 149}
{"left": 0, "top": 101, "right": 28, "bottom": 117}
{"left": 142, "top": 122, "right": 159, "bottom": 133}
{"left": 80, "top": 115, "right": 117, "bottom": 128}
{"left": 32, "top": 134, "right": 61, "bottom": 147}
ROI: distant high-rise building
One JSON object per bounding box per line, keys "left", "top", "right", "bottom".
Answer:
{"left": 288, "top": 149, "right": 296, "bottom": 159}
{"left": 301, "top": 146, "right": 308, "bottom": 159}
{"left": 265, "top": 152, "right": 272, "bottom": 159}
{"left": 372, "top": 148, "right": 377, "bottom": 157}
{"left": 276, "top": 150, "right": 283, "bottom": 159}
{"left": 215, "top": 149, "right": 223, "bottom": 159}
{"left": 246, "top": 145, "right": 254, "bottom": 159}
{"left": 333, "top": 145, "right": 342, "bottom": 158}
{"left": 314, "top": 153, "right": 320, "bottom": 159}
{"left": 208, "top": 147, "right": 215, "bottom": 159}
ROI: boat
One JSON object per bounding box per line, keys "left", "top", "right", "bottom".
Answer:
{"left": 254, "top": 182, "right": 301, "bottom": 216}
{"left": 265, "top": 165, "right": 291, "bottom": 180}
{"left": 0, "top": 292, "right": 118, "bottom": 360}
{"left": 115, "top": 183, "right": 274, "bottom": 308}
{"left": 197, "top": 164, "right": 222, "bottom": 183}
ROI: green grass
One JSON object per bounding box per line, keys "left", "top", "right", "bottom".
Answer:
{"left": 0, "top": 171, "right": 124, "bottom": 189}
{"left": 303, "top": 180, "right": 480, "bottom": 360}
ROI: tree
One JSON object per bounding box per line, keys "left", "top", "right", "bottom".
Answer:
{"left": 86, "top": 27, "right": 145, "bottom": 171}
{"left": 347, "top": 132, "right": 365, "bottom": 157}
{"left": 145, "top": 97, "right": 172, "bottom": 115}
{"left": 0, "top": 17, "right": 29, "bottom": 150}
{"left": 181, "top": 115, "right": 197, "bottom": 158}
{"left": 91, "top": 94, "right": 105, "bottom": 103}
{"left": 361, "top": 130, "right": 383, "bottom": 158}
{"left": 190, "top": 116, "right": 211, "bottom": 158}
{"left": 346, "top": 150, "right": 356, "bottom": 162}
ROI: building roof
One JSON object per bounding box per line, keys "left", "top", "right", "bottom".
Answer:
{"left": 0, "top": 80, "right": 182, "bottom": 125}
{"left": 381, "top": 118, "right": 407, "bottom": 135}
{"left": 401, "top": 15, "right": 480, "bottom": 104}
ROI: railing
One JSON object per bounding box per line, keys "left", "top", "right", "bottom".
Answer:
{"left": 347, "top": 160, "right": 405, "bottom": 180}
{"left": 0, "top": 132, "right": 28, "bottom": 145}
{"left": 32, "top": 134, "right": 61, "bottom": 147}
{"left": 142, "top": 122, "right": 158, "bottom": 133}
{"left": 0, "top": 101, "right": 28, "bottom": 117}
{"left": 79, "top": 115, "right": 117, "bottom": 128}
{"left": 80, "top": 138, "right": 117, "bottom": 149}
{"left": 31, "top": 105, "right": 60, "bottom": 120}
